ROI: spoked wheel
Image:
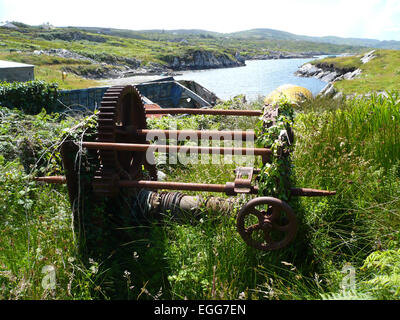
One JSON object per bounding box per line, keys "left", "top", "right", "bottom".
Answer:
{"left": 236, "top": 197, "right": 297, "bottom": 251}
{"left": 93, "top": 85, "right": 157, "bottom": 196}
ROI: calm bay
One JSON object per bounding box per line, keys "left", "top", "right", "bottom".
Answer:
{"left": 175, "top": 58, "right": 327, "bottom": 101}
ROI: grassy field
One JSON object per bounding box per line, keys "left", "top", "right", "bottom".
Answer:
{"left": 312, "top": 49, "right": 400, "bottom": 95}
{"left": 1, "top": 91, "right": 399, "bottom": 300}
{"left": 0, "top": 51, "right": 102, "bottom": 90}
{"left": 0, "top": 25, "right": 362, "bottom": 61}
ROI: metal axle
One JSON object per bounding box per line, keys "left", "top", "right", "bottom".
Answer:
{"left": 34, "top": 176, "right": 336, "bottom": 197}
{"left": 125, "top": 129, "right": 256, "bottom": 140}
{"left": 144, "top": 108, "right": 263, "bottom": 116}
{"left": 81, "top": 141, "right": 271, "bottom": 157}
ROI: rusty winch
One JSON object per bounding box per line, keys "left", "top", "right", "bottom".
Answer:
{"left": 36, "top": 85, "right": 335, "bottom": 251}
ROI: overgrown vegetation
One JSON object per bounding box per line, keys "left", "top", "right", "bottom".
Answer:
{"left": 0, "top": 90, "right": 399, "bottom": 300}
{"left": 0, "top": 106, "right": 103, "bottom": 299}
{"left": 0, "top": 80, "right": 59, "bottom": 114}
{"left": 255, "top": 98, "right": 295, "bottom": 200}
{"left": 293, "top": 93, "right": 400, "bottom": 299}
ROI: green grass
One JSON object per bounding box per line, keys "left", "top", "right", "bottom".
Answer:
{"left": 0, "top": 52, "right": 103, "bottom": 90}
{"left": 312, "top": 55, "right": 363, "bottom": 70}
{"left": 0, "top": 107, "right": 103, "bottom": 299}
{"left": 1, "top": 92, "right": 400, "bottom": 300}
{"left": 312, "top": 50, "right": 400, "bottom": 94}
{"left": 292, "top": 94, "right": 400, "bottom": 298}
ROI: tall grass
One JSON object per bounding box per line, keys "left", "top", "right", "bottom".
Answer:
{"left": 0, "top": 107, "right": 102, "bottom": 299}
{"left": 293, "top": 94, "right": 400, "bottom": 298}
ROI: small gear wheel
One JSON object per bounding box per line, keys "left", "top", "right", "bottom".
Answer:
{"left": 236, "top": 197, "right": 297, "bottom": 251}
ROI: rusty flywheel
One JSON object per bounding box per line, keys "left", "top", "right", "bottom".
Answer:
{"left": 236, "top": 197, "right": 298, "bottom": 251}
{"left": 93, "top": 85, "right": 156, "bottom": 196}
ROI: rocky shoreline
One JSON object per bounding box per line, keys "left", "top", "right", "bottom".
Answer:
{"left": 243, "top": 50, "right": 319, "bottom": 60}
{"left": 32, "top": 47, "right": 321, "bottom": 80}
{"left": 295, "top": 61, "right": 362, "bottom": 83}
{"left": 295, "top": 50, "right": 376, "bottom": 98}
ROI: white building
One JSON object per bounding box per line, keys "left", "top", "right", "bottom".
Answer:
{"left": 0, "top": 22, "right": 19, "bottom": 29}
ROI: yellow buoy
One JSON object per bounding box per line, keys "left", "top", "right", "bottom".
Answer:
{"left": 264, "top": 84, "right": 312, "bottom": 105}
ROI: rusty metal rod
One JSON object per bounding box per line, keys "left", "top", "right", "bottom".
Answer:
{"left": 34, "top": 176, "right": 67, "bottom": 184}
{"left": 134, "top": 129, "right": 256, "bottom": 140}
{"left": 81, "top": 141, "right": 271, "bottom": 157}
{"left": 118, "top": 181, "right": 337, "bottom": 197}
{"left": 290, "top": 188, "right": 336, "bottom": 196}
{"left": 34, "top": 176, "right": 336, "bottom": 197}
{"left": 145, "top": 108, "right": 263, "bottom": 116}
{"left": 118, "top": 180, "right": 239, "bottom": 193}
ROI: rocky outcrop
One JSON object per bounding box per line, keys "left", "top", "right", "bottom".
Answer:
{"left": 295, "top": 51, "right": 376, "bottom": 98}
{"left": 38, "top": 31, "right": 107, "bottom": 43}
{"left": 167, "top": 50, "right": 245, "bottom": 70}
{"left": 61, "top": 64, "right": 124, "bottom": 79}
{"left": 33, "top": 49, "right": 98, "bottom": 63}
{"left": 295, "top": 62, "right": 361, "bottom": 83}
{"left": 296, "top": 63, "right": 362, "bottom": 99}
{"left": 361, "top": 50, "right": 375, "bottom": 64}
{"left": 244, "top": 51, "right": 317, "bottom": 60}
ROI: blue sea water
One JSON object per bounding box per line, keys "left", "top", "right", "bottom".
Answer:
{"left": 175, "top": 58, "right": 327, "bottom": 101}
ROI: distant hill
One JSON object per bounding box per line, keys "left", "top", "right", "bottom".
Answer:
{"left": 227, "top": 28, "right": 400, "bottom": 50}
{"left": 138, "top": 29, "right": 222, "bottom": 36}
{"left": 228, "top": 28, "right": 301, "bottom": 41}
{"left": 78, "top": 26, "right": 400, "bottom": 50}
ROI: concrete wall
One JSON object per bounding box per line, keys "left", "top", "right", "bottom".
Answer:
{"left": 0, "top": 66, "right": 34, "bottom": 82}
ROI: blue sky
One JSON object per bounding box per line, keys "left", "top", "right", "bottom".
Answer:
{"left": 1, "top": 0, "right": 400, "bottom": 41}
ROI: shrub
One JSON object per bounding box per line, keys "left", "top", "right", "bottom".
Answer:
{"left": 0, "top": 80, "right": 59, "bottom": 114}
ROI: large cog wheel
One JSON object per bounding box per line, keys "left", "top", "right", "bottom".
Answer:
{"left": 93, "top": 85, "right": 155, "bottom": 196}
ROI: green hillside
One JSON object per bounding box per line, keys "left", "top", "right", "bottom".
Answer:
{"left": 311, "top": 49, "right": 400, "bottom": 94}
{"left": 228, "top": 28, "right": 400, "bottom": 50}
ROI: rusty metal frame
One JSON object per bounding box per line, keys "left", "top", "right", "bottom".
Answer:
{"left": 34, "top": 85, "right": 338, "bottom": 252}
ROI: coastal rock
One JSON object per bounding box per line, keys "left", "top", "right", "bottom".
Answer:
{"left": 244, "top": 51, "right": 316, "bottom": 60}
{"left": 343, "top": 68, "right": 362, "bottom": 80}
{"left": 295, "top": 63, "right": 322, "bottom": 77}
{"left": 319, "top": 84, "right": 343, "bottom": 99}
{"left": 318, "top": 70, "right": 339, "bottom": 82}
{"left": 61, "top": 64, "right": 125, "bottom": 79}
{"left": 319, "top": 83, "right": 336, "bottom": 97}
{"left": 235, "top": 51, "right": 246, "bottom": 64}
{"left": 295, "top": 62, "right": 359, "bottom": 82}
{"left": 34, "top": 49, "right": 98, "bottom": 64}
{"left": 168, "top": 50, "right": 245, "bottom": 70}
{"left": 38, "top": 30, "right": 107, "bottom": 43}
{"left": 361, "top": 50, "right": 376, "bottom": 64}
